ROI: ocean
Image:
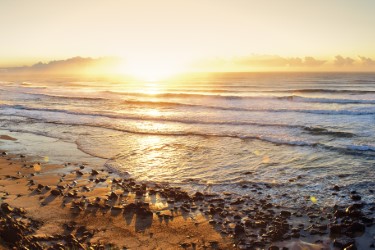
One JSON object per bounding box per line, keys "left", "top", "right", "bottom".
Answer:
{"left": 0, "top": 72, "right": 374, "bottom": 207}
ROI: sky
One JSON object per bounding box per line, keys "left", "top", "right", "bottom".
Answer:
{"left": 1, "top": 0, "right": 375, "bottom": 73}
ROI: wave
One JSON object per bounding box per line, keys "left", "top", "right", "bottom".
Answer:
{"left": 303, "top": 127, "right": 354, "bottom": 137}
{"left": 277, "top": 95, "right": 375, "bottom": 104}
{"left": 0, "top": 88, "right": 107, "bottom": 101}
{"left": 346, "top": 144, "right": 375, "bottom": 152}
{"left": 3, "top": 87, "right": 375, "bottom": 105}
{"left": 123, "top": 96, "right": 375, "bottom": 107}
{"left": 0, "top": 112, "right": 356, "bottom": 141}
{"left": 103, "top": 89, "right": 375, "bottom": 100}
{"left": 3, "top": 102, "right": 375, "bottom": 119}
{"left": 2, "top": 117, "right": 374, "bottom": 159}
{"left": 278, "top": 89, "right": 375, "bottom": 94}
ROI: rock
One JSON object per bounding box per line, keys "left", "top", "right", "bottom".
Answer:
{"left": 109, "top": 192, "right": 118, "bottom": 200}
{"left": 344, "top": 244, "right": 357, "bottom": 250}
{"left": 347, "top": 222, "right": 365, "bottom": 235}
{"left": 193, "top": 192, "right": 204, "bottom": 200}
{"left": 334, "top": 209, "right": 346, "bottom": 218}
{"left": 269, "top": 246, "right": 279, "bottom": 250}
{"left": 91, "top": 169, "right": 99, "bottom": 175}
{"left": 208, "top": 219, "right": 216, "bottom": 224}
{"left": 350, "top": 194, "right": 361, "bottom": 201}
{"left": 135, "top": 190, "right": 143, "bottom": 197}
{"left": 67, "top": 191, "right": 76, "bottom": 197}
{"left": 76, "top": 170, "right": 84, "bottom": 175}
{"left": 123, "top": 203, "right": 137, "bottom": 213}
{"left": 112, "top": 205, "right": 123, "bottom": 211}
{"left": 234, "top": 224, "right": 245, "bottom": 234}
{"left": 329, "top": 224, "right": 343, "bottom": 235}
{"left": 51, "top": 189, "right": 61, "bottom": 196}
{"left": 230, "top": 198, "right": 245, "bottom": 205}
{"left": 1, "top": 203, "right": 14, "bottom": 213}
{"left": 333, "top": 185, "right": 340, "bottom": 191}
{"left": 1, "top": 226, "right": 22, "bottom": 244}
{"left": 254, "top": 220, "right": 267, "bottom": 228}
{"left": 280, "top": 211, "right": 291, "bottom": 217}
{"left": 361, "top": 216, "right": 373, "bottom": 225}
{"left": 333, "top": 236, "right": 355, "bottom": 248}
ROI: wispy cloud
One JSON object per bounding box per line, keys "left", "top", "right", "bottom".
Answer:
{"left": 191, "top": 54, "right": 375, "bottom": 71}
{"left": 358, "top": 56, "right": 375, "bottom": 66}
{"left": 233, "top": 55, "right": 325, "bottom": 67}
{"left": 334, "top": 55, "right": 355, "bottom": 66}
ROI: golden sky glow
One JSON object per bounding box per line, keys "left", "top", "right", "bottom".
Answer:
{"left": 1, "top": 0, "right": 375, "bottom": 74}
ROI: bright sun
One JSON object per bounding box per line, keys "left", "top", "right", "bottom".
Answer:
{"left": 116, "top": 58, "right": 185, "bottom": 82}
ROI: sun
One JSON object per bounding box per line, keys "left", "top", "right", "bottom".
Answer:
{"left": 116, "top": 58, "right": 185, "bottom": 82}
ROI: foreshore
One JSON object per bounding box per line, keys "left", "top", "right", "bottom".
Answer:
{"left": 0, "top": 135, "right": 374, "bottom": 249}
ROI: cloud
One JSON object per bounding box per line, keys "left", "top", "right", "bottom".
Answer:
{"left": 234, "top": 55, "right": 287, "bottom": 67}
{"left": 303, "top": 57, "right": 326, "bottom": 67}
{"left": 334, "top": 55, "right": 355, "bottom": 66}
{"left": 358, "top": 56, "right": 375, "bottom": 67}
{"left": 233, "top": 55, "right": 325, "bottom": 68}
{"left": 1, "top": 57, "right": 122, "bottom": 75}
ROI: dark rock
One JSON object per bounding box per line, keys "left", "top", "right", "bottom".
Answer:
{"left": 123, "top": 203, "right": 137, "bottom": 213}
{"left": 109, "top": 192, "right": 118, "bottom": 200}
{"left": 350, "top": 194, "right": 361, "bottom": 201}
{"left": 344, "top": 244, "right": 357, "bottom": 250}
{"left": 347, "top": 222, "right": 365, "bottom": 234}
{"left": 254, "top": 220, "right": 267, "bottom": 228}
{"left": 330, "top": 224, "right": 343, "bottom": 235}
{"left": 91, "top": 169, "right": 99, "bottom": 175}
{"left": 135, "top": 190, "right": 143, "bottom": 197}
{"left": 76, "top": 170, "right": 84, "bottom": 175}
{"left": 230, "top": 198, "right": 245, "bottom": 205}
{"left": 361, "top": 216, "right": 373, "bottom": 225}
{"left": 111, "top": 205, "right": 123, "bottom": 211}
{"left": 334, "top": 209, "right": 346, "bottom": 218}
{"left": 280, "top": 211, "right": 291, "bottom": 217}
{"left": 269, "top": 246, "right": 279, "bottom": 250}
{"left": 193, "top": 192, "right": 204, "bottom": 201}
{"left": 333, "top": 236, "right": 355, "bottom": 248}
{"left": 51, "top": 189, "right": 61, "bottom": 196}
{"left": 333, "top": 185, "right": 340, "bottom": 191}
{"left": 1, "top": 203, "right": 14, "bottom": 213}
{"left": 234, "top": 224, "right": 245, "bottom": 234}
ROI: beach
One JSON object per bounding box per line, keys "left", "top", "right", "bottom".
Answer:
{"left": 0, "top": 137, "right": 233, "bottom": 249}
{"left": 1, "top": 133, "right": 374, "bottom": 249}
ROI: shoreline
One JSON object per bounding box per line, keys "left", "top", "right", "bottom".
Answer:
{"left": 0, "top": 139, "right": 374, "bottom": 249}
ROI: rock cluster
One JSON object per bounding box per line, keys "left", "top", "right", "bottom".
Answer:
{"left": 1, "top": 154, "right": 374, "bottom": 249}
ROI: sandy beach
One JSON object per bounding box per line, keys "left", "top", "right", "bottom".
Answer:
{"left": 0, "top": 134, "right": 374, "bottom": 250}
{"left": 0, "top": 138, "right": 233, "bottom": 249}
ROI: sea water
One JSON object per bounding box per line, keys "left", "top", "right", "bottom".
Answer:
{"left": 0, "top": 72, "right": 374, "bottom": 207}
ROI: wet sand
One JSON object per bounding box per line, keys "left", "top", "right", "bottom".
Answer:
{"left": 0, "top": 136, "right": 374, "bottom": 249}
